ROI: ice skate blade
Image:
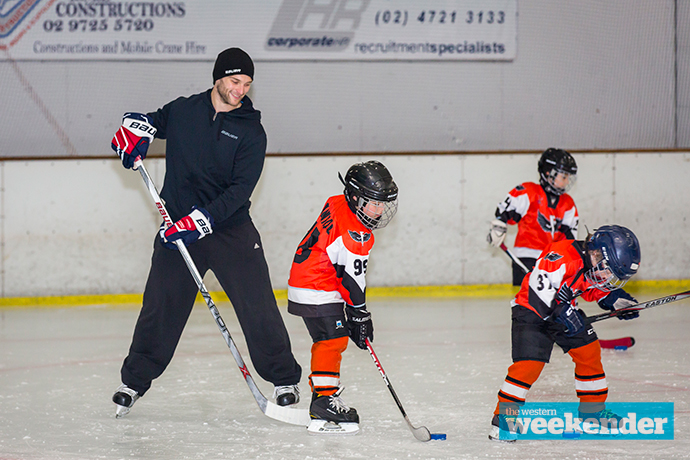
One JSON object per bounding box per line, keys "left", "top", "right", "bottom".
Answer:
{"left": 307, "top": 419, "right": 360, "bottom": 435}
{"left": 114, "top": 404, "right": 131, "bottom": 418}
{"left": 488, "top": 425, "right": 517, "bottom": 443}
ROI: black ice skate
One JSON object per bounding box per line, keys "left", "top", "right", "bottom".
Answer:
{"left": 307, "top": 388, "right": 360, "bottom": 435}
{"left": 112, "top": 384, "right": 140, "bottom": 418}
{"left": 488, "top": 414, "right": 523, "bottom": 442}
{"left": 273, "top": 384, "right": 300, "bottom": 406}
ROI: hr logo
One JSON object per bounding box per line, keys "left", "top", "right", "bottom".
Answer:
{"left": 266, "top": 0, "right": 371, "bottom": 53}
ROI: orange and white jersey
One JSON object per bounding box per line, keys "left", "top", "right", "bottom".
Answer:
{"left": 288, "top": 195, "right": 374, "bottom": 318}
{"left": 496, "top": 182, "right": 578, "bottom": 258}
{"left": 513, "top": 239, "right": 608, "bottom": 319}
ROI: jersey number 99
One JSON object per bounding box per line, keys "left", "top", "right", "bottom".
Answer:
{"left": 354, "top": 259, "right": 368, "bottom": 276}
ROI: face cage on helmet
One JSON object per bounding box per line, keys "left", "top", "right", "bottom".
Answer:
{"left": 354, "top": 195, "right": 398, "bottom": 230}
{"left": 544, "top": 167, "right": 577, "bottom": 195}
{"left": 584, "top": 259, "right": 629, "bottom": 292}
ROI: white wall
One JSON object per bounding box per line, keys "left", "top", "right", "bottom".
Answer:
{"left": 1, "top": 1, "right": 689, "bottom": 297}
{"left": 0, "top": 0, "right": 685, "bottom": 156}
{"left": 3, "top": 152, "right": 688, "bottom": 298}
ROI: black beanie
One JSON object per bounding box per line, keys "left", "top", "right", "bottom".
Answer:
{"left": 213, "top": 48, "right": 254, "bottom": 83}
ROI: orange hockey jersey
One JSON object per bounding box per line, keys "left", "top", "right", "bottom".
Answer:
{"left": 496, "top": 182, "right": 578, "bottom": 259}
{"left": 287, "top": 195, "right": 374, "bottom": 318}
{"left": 513, "top": 239, "right": 608, "bottom": 319}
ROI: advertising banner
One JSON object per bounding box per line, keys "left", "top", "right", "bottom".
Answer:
{"left": 1, "top": 0, "right": 517, "bottom": 61}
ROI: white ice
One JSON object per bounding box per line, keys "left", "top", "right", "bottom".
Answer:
{"left": 0, "top": 294, "right": 688, "bottom": 459}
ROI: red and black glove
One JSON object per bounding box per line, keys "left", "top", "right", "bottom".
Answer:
{"left": 159, "top": 207, "right": 214, "bottom": 249}
{"left": 111, "top": 113, "right": 156, "bottom": 169}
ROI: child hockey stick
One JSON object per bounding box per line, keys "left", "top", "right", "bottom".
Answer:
{"left": 499, "top": 243, "right": 530, "bottom": 275}
{"left": 598, "top": 336, "right": 635, "bottom": 349}
{"left": 502, "top": 243, "right": 632, "bottom": 349}
{"left": 365, "top": 338, "right": 437, "bottom": 442}
{"left": 133, "top": 157, "right": 310, "bottom": 427}
{"left": 586, "top": 289, "right": 690, "bottom": 324}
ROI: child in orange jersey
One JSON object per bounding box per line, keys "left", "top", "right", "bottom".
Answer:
{"left": 488, "top": 148, "right": 579, "bottom": 285}
{"left": 287, "top": 161, "right": 398, "bottom": 434}
{"left": 489, "top": 225, "right": 641, "bottom": 442}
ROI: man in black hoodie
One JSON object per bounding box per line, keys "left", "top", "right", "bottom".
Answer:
{"left": 110, "top": 47, "right": 302, "bottom": 417}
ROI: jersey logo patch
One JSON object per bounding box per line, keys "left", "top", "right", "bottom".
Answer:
{"left": 537, "top": 211, "right": 563, "bottom": 233}
{"left": 544, "top": 252, "right": 563, "bottom": 262}
{"left": 348, "top": 230, "right": 371, "bottom": 243}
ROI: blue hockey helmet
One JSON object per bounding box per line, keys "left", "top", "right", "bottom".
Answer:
{"left": 585, "top": 225, "right": 641, "bottom": 291}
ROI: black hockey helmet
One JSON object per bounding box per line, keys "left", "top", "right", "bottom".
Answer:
{"left": 538, "top": 148, "right": 578, "bottom": 195}
{"left": 338, "top": 161, "right": 398, "bottom": 230}
{"left": 585, "top": 225, "right": 641, "bottom": 291}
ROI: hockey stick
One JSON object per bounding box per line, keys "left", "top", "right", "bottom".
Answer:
{"left": 586, "top": 289, "right": 690, "bottom": 324}
{"left": 499, "top": 243, "right": 530, "bottom": 275}
{"left": 365, "top": 338, "right": 434, "bottom": 442}
{"left": 598, "top": 336, "right": 635, "bottom": 349}
{"left": 132, "top": 157, "right": 310, "bottom": 427}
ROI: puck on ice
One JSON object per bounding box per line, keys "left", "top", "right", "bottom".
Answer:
{"left": 430, "top": 433, "right": 447, "bottom": 440}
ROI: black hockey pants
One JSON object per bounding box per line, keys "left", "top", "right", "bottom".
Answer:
{"left": 120, "top": 220, "right": 302, "bottom": 395}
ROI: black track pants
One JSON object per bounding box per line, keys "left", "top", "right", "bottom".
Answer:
{"left": 120, "top": 220, "right": 302, "bottom": 395}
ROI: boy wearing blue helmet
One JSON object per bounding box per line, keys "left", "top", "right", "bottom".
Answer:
{"left": 489, "top": 225, "right": 641, "bottom": 442}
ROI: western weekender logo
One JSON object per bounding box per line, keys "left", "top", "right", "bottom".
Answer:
{"left": 498, "top": 402, "right": 674, "bottom": 440}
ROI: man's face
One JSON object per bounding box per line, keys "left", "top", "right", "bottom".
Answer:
{"left": 215, "top": 74, "right": 253, "bottom": 109}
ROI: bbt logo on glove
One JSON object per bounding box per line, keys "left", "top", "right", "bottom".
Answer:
{"left": 160, "top": 207, "right": 215, "bottom": 249}
{"left": 111, "top": 113, "right": 157, "bottom": 169}
{"left": 126, "top": 120, "right": 157, "bottom": 136}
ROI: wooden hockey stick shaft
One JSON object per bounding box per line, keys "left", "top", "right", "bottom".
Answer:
{"left": 365, "top": 338, "right": 432, "bottom": 442}
{"left": 132, "top": 157, "right": 309, "bottom": 426}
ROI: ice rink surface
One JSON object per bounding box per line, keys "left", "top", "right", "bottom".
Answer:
{"left": 0, "top": 293, "right": 688, "bottom": 460}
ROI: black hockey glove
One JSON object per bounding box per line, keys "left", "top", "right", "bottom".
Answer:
{"left": 598, "top": 289, "right": 639, "bottom": 320}
{"left": 345, "top": 305, "right": 373, "bottom": 350}
{"left": 553, "top": 302, "right": 585, "bottom": 336}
